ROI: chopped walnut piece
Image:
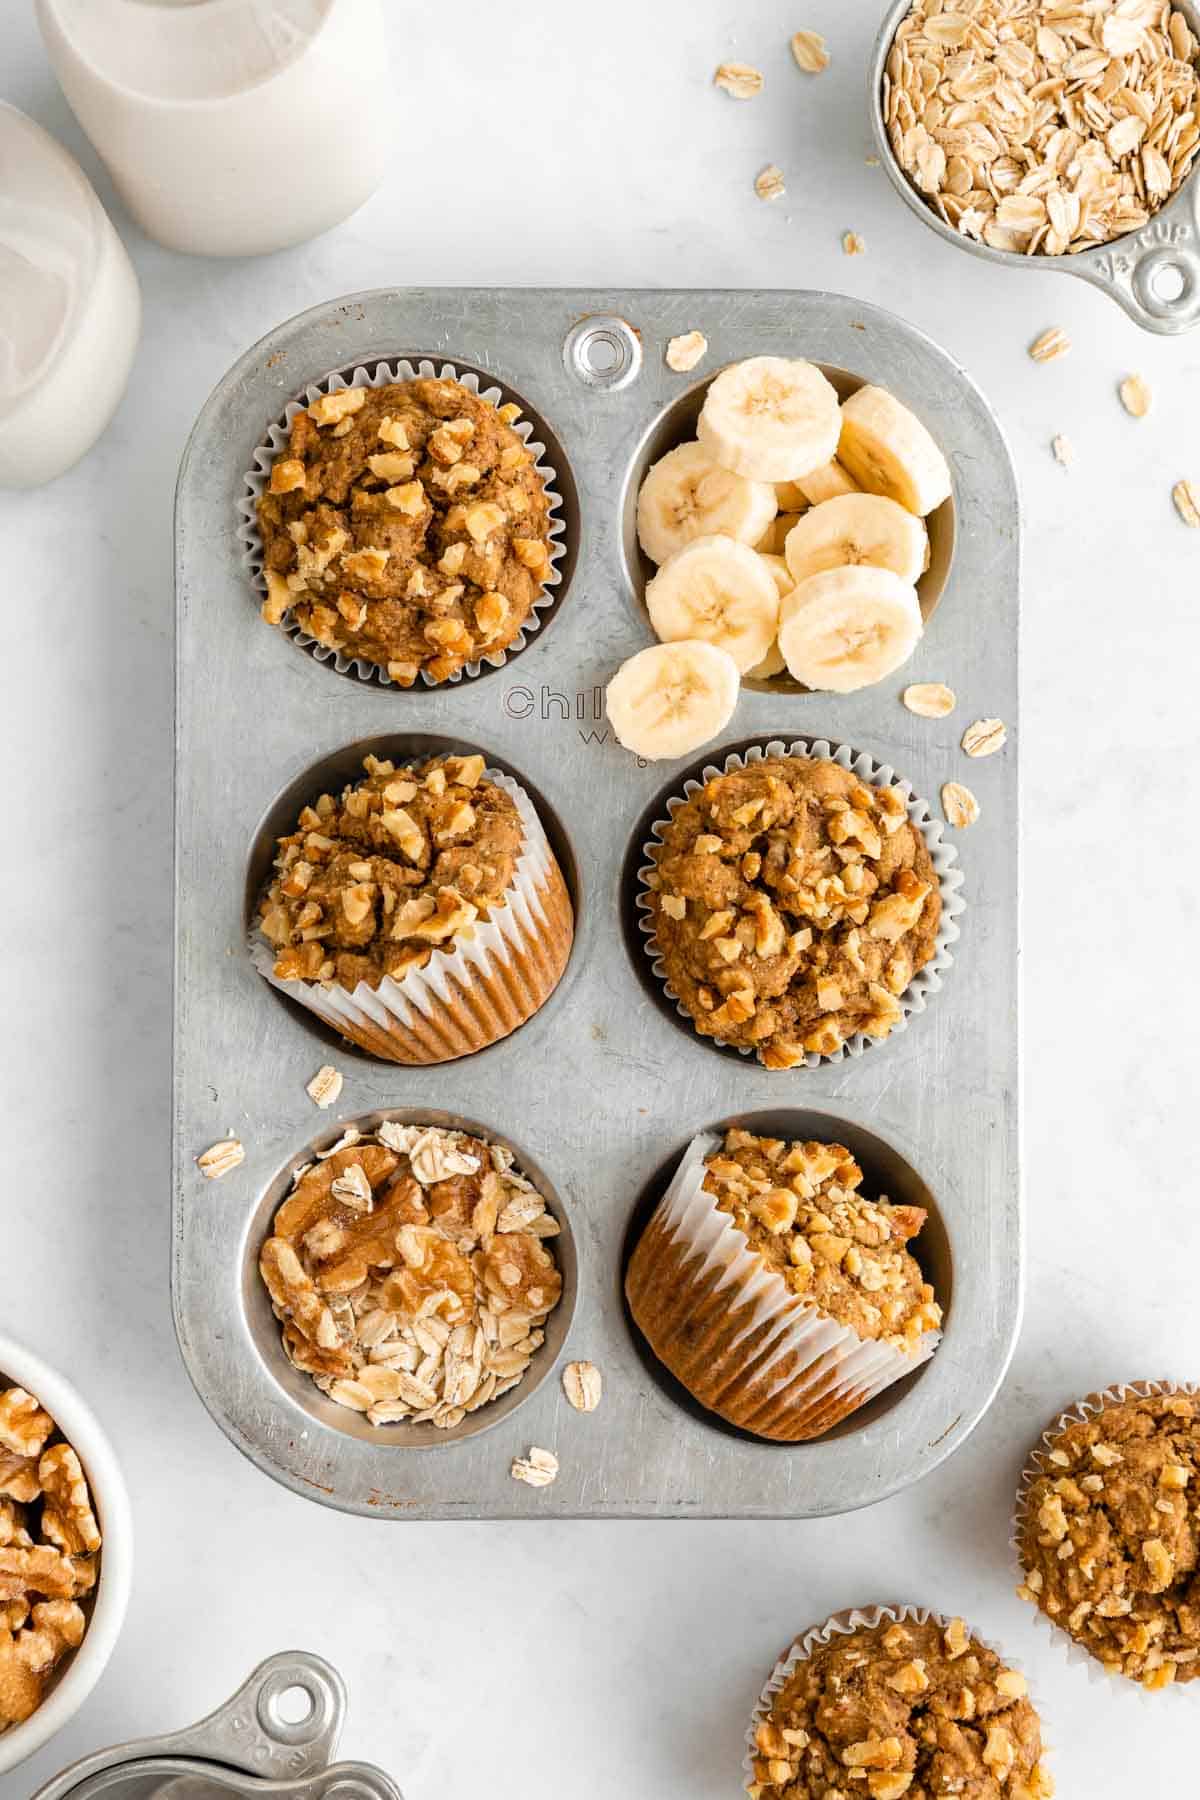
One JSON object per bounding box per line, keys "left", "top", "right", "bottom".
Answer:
{"left": 308, "top": 387, "right": 367, "bottom": 426}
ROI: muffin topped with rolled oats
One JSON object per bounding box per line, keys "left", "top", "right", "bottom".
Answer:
{"left": 646, "top": 756, "right": 941, "bottom": 1067}
{"left": 749, "top": 1615, "right": 1052, "bottom": 1800}
{"left": 259, "top": 1121, "right": 563, "bottom": 1429}
{"left": 256, "top": 376, "right": 554, "bottom": 684}
{"left": 1017, "top": 1387, "right": 1200, "bottom": 1688}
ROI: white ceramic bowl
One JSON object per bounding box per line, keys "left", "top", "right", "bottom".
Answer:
{"left": 0, "top": 1331, "right": 133, "bottom": 1776}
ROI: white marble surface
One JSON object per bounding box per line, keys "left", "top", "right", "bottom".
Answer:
{"left": 3, "top": 3, "right": 1200, "bottom": 1794}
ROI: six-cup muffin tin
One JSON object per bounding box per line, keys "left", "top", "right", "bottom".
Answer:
{"left": 172, "top": 286, "right": 1020, "bottom": 1518}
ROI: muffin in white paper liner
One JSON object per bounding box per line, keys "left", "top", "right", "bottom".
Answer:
{"left": 637, "top": 738, "right": 964, "bottom": 1069}
{"left": 624, "top": 1131, "right": 941, "bottom": 1442}
{"left": 1012, "top": 1378, "right": 1200, "bottom": 1696}
{"left": 238, "top": 357, "right": 568, "bottom": 687}
{"left": 744, "top": 1603, "right": 1052, "bottom": 1799}
{"left": 251, "top": 766, "right": 572, "bottom": 1065}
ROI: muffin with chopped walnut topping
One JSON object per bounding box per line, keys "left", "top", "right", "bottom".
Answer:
{"left": 625, "top": 1127, "right": 941, "bottom": 1441}
{"left": 1015, "top": 1381, "right": 1200, "bottom": 1690}
{"left": 746, "top": 1607, "right": 1053, "bottom": 1800}
{"left": 255, "top": 375, "right": 556, "bottom": 685}
{"left": 642, "top": 752, "right": 945, "bottom": 1068}
{"left": 252, "top": 750, "right": 572, "bottom": 1063}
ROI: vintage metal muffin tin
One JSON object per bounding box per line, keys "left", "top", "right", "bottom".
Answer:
{"left": 173, "top": 287, "right": 1020, "bottom": 1518}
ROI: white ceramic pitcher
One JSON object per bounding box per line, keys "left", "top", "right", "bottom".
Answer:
{"left": 35, "top": 0, "right": 395, "bottom": 257}
{"left": 0, "top": 104, "right": 141, "bottom": 487}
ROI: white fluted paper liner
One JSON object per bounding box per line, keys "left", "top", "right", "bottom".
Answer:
{"left": 637, "top": 738, "right": 965, "bottom": 1069}
{"left": 1012, "top": 1378, "right": 1200, "bottom": 1696}
{"left": 628, "top": 1134, "right": 939, "bottom": 1440}
{"left": 250, "top": 767, "right": 571, "bottom": 1064}
{"left": 744, "top": 1604, "right": 1048, "bottom": 1795}
{"left": 239, "top": 357, "right": 568, "bottom": 687}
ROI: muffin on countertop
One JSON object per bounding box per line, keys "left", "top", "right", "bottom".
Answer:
{"left": 646, "top": 755, "right": 941, "bottom": 1067}
{"left": 1017, "top": 1386, "right": 1200, "bottom": 1689}
{"left": 749, "top": 1615, "right": 1052, "bottom": 1800}
{"left": 257, "top": 376, "right": 554, "bottom": 684}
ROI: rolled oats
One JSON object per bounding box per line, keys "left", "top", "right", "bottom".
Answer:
{"left": 562, "top": 1361, "right": 603, "bottom": 1413}
{"left": 306, "top": 1064, "right": 343, "bottom": 1108}
{"left": 196, "top": 1138, "right": 245, "bottom": 1179}
{"left": 1120, "top": 374, "right": 1153, "bottom": 418}
{"left": 1173, "top": 479, "right": 1200, "bottom": 526}
{"left": 511, "top": 1446, "right": 558, "bottom": 1487}
{"left": 791, "top": 29, "right": 829, "bottom": 73}
{"left": 1029, "top": 328, "right": 1071, "bottom": 365}
{"left": 259, "top": 1123, "right": 563, "bottom": 1429}
{"left": 715, "top": 62, "right": 764, "bottom": 99}
{"left": 961, "top": 718, "right": 1007, "bottom": 758}
{"left": 1051, "top": 434, "right": 1073, "bottom": 469}
{"left": 885, "top": 1, "right": 1200, "bottom": 256}
{"left": 941, "top": 781, "right": 980, "bottom": 828}
{"left": 0, "top": 1389, "right": 98, "bottom": 1731}
{"left": 903, "top": 682, "right": 956, "bottom": 718}
{"left": 755, "top": 164, "right": 787, "bottom": 202}
{"left": 842, "top": 231, "right": 867, "bottom": 255}
{"left": 665, "top": 331, "right": 709, "bottom": 373}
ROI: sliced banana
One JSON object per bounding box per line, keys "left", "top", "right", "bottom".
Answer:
{"left": 605, "top": 640, "right": 740, "bottom": 760}
{"left": 745, "top": 557, "right": 792, "bottom": 680}
{"left": 758, "top": 553, "right": 794, "bottom": 599}
{"left": 697, "top": 356, "right": 841, "bottom": 482}
{"left": 646, "top": 534, "right": 781, "bottom": 673}
{"left": 754, "top": 510, "right": 805, "bottom": 555}
{"left": 636, "top": 440, "right": 778, "bottom": 565}
{"left": 775, "top": 479, "right": 811, "bottom": 511}
{"left": 797, "top": 458, "right": 859, "bottom": 505}
{"left": 778, "top": 566, "right": 923, "bottom": 694}
{"left": 838, "top": 386, "right": 952, "bottom": 517}
{"left": 783, "top": 493, "right": 928, "bottom": 587}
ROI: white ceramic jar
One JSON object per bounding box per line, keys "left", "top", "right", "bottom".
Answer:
{"left": 0, "top": 104, "right": 141, "bottom": 488}
{"left": 36, "top": 0, "right": 395, "bottom": 258}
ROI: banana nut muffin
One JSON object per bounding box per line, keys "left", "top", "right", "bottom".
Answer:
{"left": 703, "top": 1130, "right": 941, "bottom": 1352}
{"left": 749, "top": 1616, "right": 1053, "bottom": 1800}
{"left": 646, "top": 755, "right": 941, "bottom": 1066}
{"left": 256, "top": 376, "right": 554, "bottom": 684}
{"left": 258, "top": 752, "right": 520, "bottom": 990}
{"left": 1017, "top": 1387, "right": 1200, "bottom": 1689}
{"left": 0, "top": 1386, "right": 101, "bottom": 1731}
{"left": 260, "top": 1122, "right": 563, "bottom": 1428}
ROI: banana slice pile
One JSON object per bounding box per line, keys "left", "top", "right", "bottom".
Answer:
{"left": 607, "top": 357, "right": 952, "bottom": 759}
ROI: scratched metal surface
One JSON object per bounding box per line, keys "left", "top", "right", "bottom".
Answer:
{"left": 173, "top": 287, "right": 1020, "bottom": 1518}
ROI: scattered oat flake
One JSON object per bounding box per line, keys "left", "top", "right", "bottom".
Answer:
{"left": 1052, "top": 435, "right": 1074, "bottom": 468}
{"left": 843, "top": 231, "right": 867, "bottom": 256}
{"left": 1029, "top": 327, "right": 1071, "bottom": 364}
{"left": 306, "top": 1064, "right": 343, "bottom": 1108}
{"left": 1174, "top": 480, "right": 1200, "bottom": 527}
{"left": 791, "top": 29, "right": 829, "bottom": 72}
{"left": 1120, "top": 374, "right": 1152, "bottom": 418}
{"left": 715, "top": 61, "right": 764, "bottom": 99}
{"left": 942, "top": 781, "right": 980, "bottom": 828}
{"left": 511, "top": 1446, "right": 559, "bottom": 1488}
{"left": 755, "top": 164, "right": 786, "bottom": 202}
{"left": 666, "top": 330, "right": 708, "bottom": 373}
{"left": 903, "top": 682, "right": 956, "bottom": 719}
{"left": 961, "top": 718, "right": 1007, "bottom": 758}
{"left": 562, "top": 1362, "right": 603, "bottom": 1413}
{"left": 865, "top": 154, "right": 881, "bottom": 166}
{"left": 197, "top": 1138, "right": 245, "bottom": 1179}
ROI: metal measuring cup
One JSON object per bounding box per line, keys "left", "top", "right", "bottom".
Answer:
{"left": 870, "top": 0, "right": 1200, "bottom": 333}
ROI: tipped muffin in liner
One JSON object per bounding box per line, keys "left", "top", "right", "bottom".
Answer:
{"left": 1013, "top": 1379, "right": 1200, "bottom": 1694}
{"left": 251, "top": 751, "right": 573, "bottom": 1065}
{"left": 240, "top": 357, "right": 567, "bottom": 688}
{"left": 637, "top": 739, "right": 963, "bottom": 1070}
{"left": 745, "top": 1604, "right": 1053, "bottom": 1800}
{"left": 625, "top": 1127, "right": 942, "bottom": 1442}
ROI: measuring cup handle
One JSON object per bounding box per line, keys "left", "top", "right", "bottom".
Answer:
{"left": 1080, "top": 187, "right": 1200, "bottom": 334}
{"left": 152, "top": 1650, "right": 347, "bottom": 1779}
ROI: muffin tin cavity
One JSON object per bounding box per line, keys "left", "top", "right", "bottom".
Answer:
{"left": 243, "top": 732, "right": 582, "bottom": 1065}
{"left": 239, "top": 355, "right": 581, "bottom": 692}
{"left": 618, "top": 364, "right": 956, "bottom": 695}
{"left": 241, "top": 1109, "right": 578, "bottom": 1449}
{"left": 620, "top": 1109, "right": 952, "bottom": 1445}
{"left": 619, "top": 734, "right": 963, "bottom": 1071}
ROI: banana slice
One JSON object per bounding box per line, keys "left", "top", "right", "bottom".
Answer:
{"left": 745, "top": 556, "right": 792, "bottom": 681}
{"left": 637, "top": 440, "right": 778, "bottom": 565}
{"left": 605, "top": 640, "right": 740, "bottom": 760}
{"left": 838, "top": 386, "right": 952, "bottom": 517}
{"left": 758, "top": 553, "right": 794, "bottom": 599}
{"left": 646, "top": 534, "right": 780, "bottom": 672}
{"left": 783, "top": 493, "right": 928, "bottom": 586}
{"left": 775, "top": 480, "right": 811, "bottom": 511}
{"left": 698, "top": 356, "right": 841, "bottom": 482}
{"left": 754, "top": 510, "right": 805, "bottom": 555}
{"left": 797, "top": 459, "right": 859, "bottom": 505}
{"left": 778, "top": 566, "right": 923, "bottom": 694}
